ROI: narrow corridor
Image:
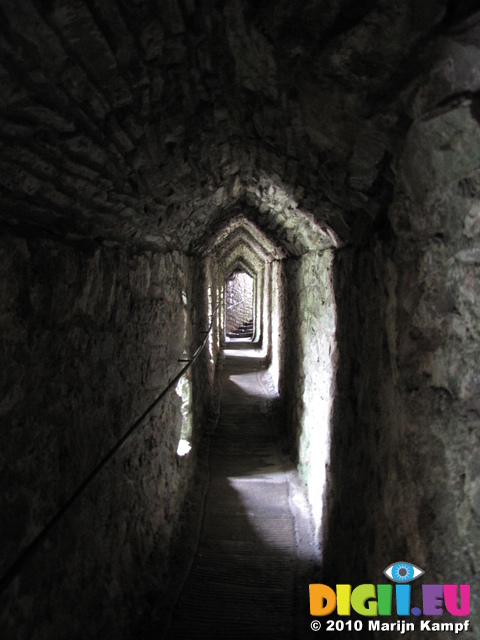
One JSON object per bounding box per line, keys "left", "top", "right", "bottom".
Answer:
{"left": 166, "top": 349, "right": 319, "bottom": 639}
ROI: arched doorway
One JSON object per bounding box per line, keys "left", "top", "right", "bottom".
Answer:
{"left": 225, "top": 270, "right": 254, "bottom": 341}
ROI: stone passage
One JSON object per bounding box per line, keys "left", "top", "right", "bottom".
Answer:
{"left": 166, "top": 351, "right": 318, "bottom": 639}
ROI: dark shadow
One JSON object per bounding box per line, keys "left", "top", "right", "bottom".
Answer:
{"left": 311, "top": 250, "right": 378, "bottom": 640}
{"left": 280, "top": 259, "right": 306, "bottom": 460}
{"left": 221, "top": 340, "right": 262, "bottom": 350}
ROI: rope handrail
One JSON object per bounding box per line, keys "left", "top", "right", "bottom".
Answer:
{"left": 0, "top": 306, "right": 218, "bottom": 596}
{"left": 226, "top": 296, "right": 251, "bottom": 311}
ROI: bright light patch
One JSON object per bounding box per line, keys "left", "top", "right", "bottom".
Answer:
{"left": 228, "top": 475, "right": 295, "bottom": 557}
{"left": 176, "top": 439, "right": 192, "bottom": 457}
{"left": 176, "top": 375, "right": 192, "bottom": 455}
{"left": 224, "top": 347, "right": 267, "bottom": 358}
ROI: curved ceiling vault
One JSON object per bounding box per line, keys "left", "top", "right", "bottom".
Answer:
{"left": 208, "top": 217, "right": 282, "bottom": 261}
{"left": 0, "top": 0, "right": 463, "bottom": 252}
{"left": 225, "top": 260, "right": 255, "bottom": 279}
{"left": 217, "top": 237, "right": 269, "bottom": 282}
{"left": 221, "top": 248, "right": 262, "bottom": 283}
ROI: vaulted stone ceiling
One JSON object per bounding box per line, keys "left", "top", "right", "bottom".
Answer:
{"left": 0, "top": 0, "right": 475, "bottom": 253}
{"left": 205, "top": 217, "right": 281, "bottom": 257}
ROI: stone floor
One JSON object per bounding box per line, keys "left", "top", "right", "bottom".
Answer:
{"left": 165, "top": 348, "right": 320, "bottom": 639}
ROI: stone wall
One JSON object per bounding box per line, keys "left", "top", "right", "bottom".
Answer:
{"left": 268, "top": 261, "right": 283, "bottom": 391}
{"left": 187, "top": 255, "right": 216, "bottom": 446}
{"left": 282, "top": 250, "right": 336, "bottom": 546}
{"left": 206, "top": 257, "right": 221, "bottom": 360}
{"left": 392, "top": 97, "right": 480, "bottom": 628}
{"left": 323, "top": 242, "right": 397, "bottom": 590}
{"left": 321, "top": 96, "right": 480, "bottom": 634}
{"left": 0, "top": 232, "right": 207, "bottom": 639}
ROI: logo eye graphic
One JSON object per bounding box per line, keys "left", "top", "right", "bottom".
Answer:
{"left": 383, "top": 561, "right": 424, "bottom": 583}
